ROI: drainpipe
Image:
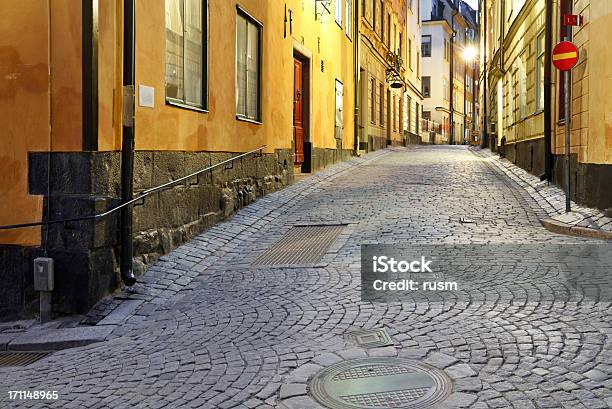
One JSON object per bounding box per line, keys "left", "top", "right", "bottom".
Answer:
{"left": 120, "top": 0, "right": 137, "bottom": 286}
{"left": 449, "top": 10, "right": 458, "bottom": 145}
{"left": 354, "top": 0, "right": 360, "bottom": 155}
{"left": 543, "top": 0, "right": 553, "bottom": 181}
{"left": 481, "top": 0, "right": 488, "bottom": 148}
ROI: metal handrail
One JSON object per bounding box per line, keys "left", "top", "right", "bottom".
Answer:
{"left": 0, "top": 145, "right": 267, "bottom": 231}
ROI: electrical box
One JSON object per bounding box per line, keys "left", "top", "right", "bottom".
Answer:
{"left": 34, "top": 257, "right": 54, "bottom": 291}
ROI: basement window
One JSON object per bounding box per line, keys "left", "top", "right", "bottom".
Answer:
{"left": 165, "top": 0, "right": 208, "bottom": 111}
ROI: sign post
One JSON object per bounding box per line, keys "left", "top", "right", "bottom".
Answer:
{"left": 552, "top": 40, "right": 579, "bottom": 213}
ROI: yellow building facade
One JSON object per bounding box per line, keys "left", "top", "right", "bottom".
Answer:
{"left": 481, "top": 0, "right": 611, "bottom": 210}
{"left": 0, "top": 0, "right": 356, "bottom": 317}
{"left": 359, "top": 0, "right": 422, "bottom": 150}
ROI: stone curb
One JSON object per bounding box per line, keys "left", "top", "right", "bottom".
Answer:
{"left": 6, "top": 325, "right": 115, "bottom": 351}
{"left": 540, "top": 218, "right": 612, "bottom": 240}
{"left": 469, "top": 147, "right": 612, "bottom": 240}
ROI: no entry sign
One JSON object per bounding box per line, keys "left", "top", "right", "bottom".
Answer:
{"left": 553, "top": 41, "right": 579, "bottom": 71}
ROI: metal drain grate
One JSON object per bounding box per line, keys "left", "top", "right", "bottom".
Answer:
{"left": 346, "top": 328, "right": 394, "bottom": 349}
{"left": 0, "top": 352, "right": 51, "bottom": 367}
{"left": 255, "top": 224, "right": 345, "bottom": 266}
{"left": 309, "top": 357, "right": 452, "bottom": 409}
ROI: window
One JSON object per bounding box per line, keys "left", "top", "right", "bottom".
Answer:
{"left": 335, "top": 80, "right": 344, "bottom": 139}
{"left": 422, "top": 76, "right": 431, "bottom": 98}
{"left": 335, "top": 0, "right": 343, "bottom": 27}
{"left": 387, "top": 14, "right": 391, "bottom": 47}
{"left": 511, "top": 69, "right": 518, "bottom": 123}
{"left": 415, "top": 102, "right": 420, "bottom": 134}
{"left": 408, "top": 38, "right": 412, "bottom": 69}
{"left": 380, "top": 1, "right": 384, "bottom": 39}
{"left": 393, "top": 24, "right": 397, "bottom": 52}
{"left": 393, "top": 95, "right": 397, "bottom": 131}
{"left": 535, "top": 31, "right": 545, "bottom": 111}
{"left": 165, "top": 0, "right": 207, "bottom": 109}
{"left": 444, "top": 39, "right": 448, "bottom": 61}
{"left": 399, "top": 32, "right": 403, "bottom": 60}
{"left": 346, "top": 0, "right": 352, "bottom": 37}
{"left": 407, "top": 96, "right": 412, "bottom": 132}
{"left": 422, "top": 35, "right": 432, "bottom": 57}
{"left": 416, "top": 52, "right": 420, "bottom": 77}
{"left": 236, "top": 9, "right": 262, "bottom": 121}
{"left": 370, "top": 76, "right": 376, "bottom": 124}
{"left": 399, "top": 97, "right": 404, "bottom": 132}
{"left": 379, "top": 83, "right": 384, "bottom": 125}
{"left": 372, "top": 0, "right": 376, "bottom": 31}
{"left": 443, "top": 78, "right": 449, "bottom": 101}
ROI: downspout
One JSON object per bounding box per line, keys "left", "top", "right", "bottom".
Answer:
{"left": 543, "top": 0, "right": 553, "bottom": 180}
{"left": 481, "top": 0, "right": 488, "bottom": 148}
{"left": 354, "top": 0, "right": 360, "bottom": 155}
{"left": 120, "top": 0, "right": 137, "bottom": 286}
{"left": 449, "top": 10, "right": 458, "bottom": 144}
{"left": 463, "top": 47, "right": 467, "bottom": 144}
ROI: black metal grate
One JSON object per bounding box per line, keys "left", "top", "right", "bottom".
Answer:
{"left": 0, "top": 352, "right": 51, "bottom": 367}
{"left": 254, "top": 224, "right": 345, "bottom": 266}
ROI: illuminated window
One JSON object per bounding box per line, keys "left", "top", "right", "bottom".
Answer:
{"left": 165, "top": 0, "right": 207, "bottom": 109}
{"left": 236, "top": 8, "right": 262, "bottom": 121}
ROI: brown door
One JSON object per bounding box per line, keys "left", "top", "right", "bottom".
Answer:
{"left": 293, "top": 58, "right": 304, "bottom": 166}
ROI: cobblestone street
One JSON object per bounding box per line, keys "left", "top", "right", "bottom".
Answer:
{"left": 2, "top": 146, "right": 611, "bottom": 409}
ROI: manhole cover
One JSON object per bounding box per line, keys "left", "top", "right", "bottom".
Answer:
{"left": 346, "top": 328, "right": 394, "bottom": 348}
{"left": 254, "top": 224, "right": 345, "bottom": 266}
{"left": 309, "top": 357, "right": 452, "bottom": 409}
{"left": 0, "top": 352, "right": 51, "bottom": 367}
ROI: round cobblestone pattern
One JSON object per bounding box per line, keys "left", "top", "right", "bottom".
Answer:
{"left": 1, "top": 146, "right": 611, "bottom": 409}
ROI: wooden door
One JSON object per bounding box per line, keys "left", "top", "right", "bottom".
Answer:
{"left": 293, "top": 59, "right": 304, "bottom": 166}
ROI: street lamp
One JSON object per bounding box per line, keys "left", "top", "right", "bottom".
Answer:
{"left": 461, "top": 46, "right": 479, "bottom": 145}
{"left": 462, "top": 46, "right": 478, "bottom": 63}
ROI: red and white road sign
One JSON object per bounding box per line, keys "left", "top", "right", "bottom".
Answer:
{"left": 553, "top": 41, "right": 579, "bottom": 71}
{"left": 564, "top": 14, "right": 583, "bottom": 27}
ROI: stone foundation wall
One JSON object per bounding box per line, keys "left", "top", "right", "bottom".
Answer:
{"left": 500, "top": 138, "right": 611, "bottom": 211}
{"left": 1, "top": 149, "right": 292, "bottom": 320}
{"left": 504, "top": 138, "right": 546, "bottom": 178}
{"left": 552, "top": 154, "right": 612, "bottom": 212}
{"left": 131, "top": 149, "right": 293, "bottom": 272}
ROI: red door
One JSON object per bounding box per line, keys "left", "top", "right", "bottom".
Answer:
{"left": 293, "top": 59, "right": 304, "bottom": 166}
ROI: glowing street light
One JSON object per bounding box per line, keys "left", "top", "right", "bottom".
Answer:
{"left": 463, "top": 46, "right": 478, "bottom": 62}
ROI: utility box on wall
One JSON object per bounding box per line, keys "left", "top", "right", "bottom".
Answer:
{"left": 33, "top": 257, "right": 54, "bottom": 292}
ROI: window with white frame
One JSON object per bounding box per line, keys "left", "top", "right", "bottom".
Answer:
{"left": 335, "top": 0, "right": 343, "bottom": 26}
{"left": 346, "top": 0, "right": 352, "bottom": 37}
{"left": 535, "top": 31, "right": 545, "bottom": 111}
{"left": 236, "top": 9, "right": 262, "bottom": 121}
{"left": 165, "top": 0, "right": 207, "bottom": 109}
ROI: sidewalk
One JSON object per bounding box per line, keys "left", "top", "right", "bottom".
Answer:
{"left": 471, "top": 147, "right": 612, "bottom": 240}
{"left": 0, "top": 149, "right": 393, "bottom": 352}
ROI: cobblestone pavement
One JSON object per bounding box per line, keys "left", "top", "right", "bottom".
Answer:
{"left": 2, "top": 146, "right": 612, "bottom": 409}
